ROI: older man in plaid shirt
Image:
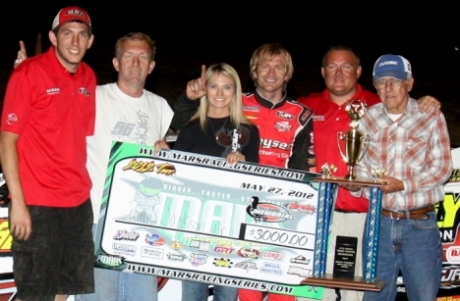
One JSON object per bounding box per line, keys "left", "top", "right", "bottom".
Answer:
{"left": 347, "top": 54, "right": 453, "bottom": 301}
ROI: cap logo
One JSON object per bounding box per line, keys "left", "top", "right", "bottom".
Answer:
{"left": 378, "top": 61, "right": 398, "bottom": 67}
{"left": 65, "top": 9, "right": 86, "bottom": 18}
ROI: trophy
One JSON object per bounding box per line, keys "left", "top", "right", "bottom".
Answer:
{"left": 337, "top": 100, "right": 370, "bottom": 180}
{"left": 306, "top": 101, "right": 384, "bottom": 291}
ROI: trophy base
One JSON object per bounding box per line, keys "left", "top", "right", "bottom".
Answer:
{"left": 315, "top": 176, "right": 382, "bottom": 186}
{"left": 301, "top": 274, "right": 385, "bottom": 291}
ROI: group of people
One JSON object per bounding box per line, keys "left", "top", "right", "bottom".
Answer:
{"left": 0, "top": 5, "right": 452, "bottom": 301}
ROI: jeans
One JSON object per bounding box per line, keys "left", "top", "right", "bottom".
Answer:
{"left": 181, "top": 280, "right": 237, "bottom": 301}
{"left": 75, "top": 268, "right": 158, "bottom": 301}
{"left": 363, "top": 211, "right": 442, "bottom": 301}
{"left": 75, "top": 224, "right": 158, "bottom": 301}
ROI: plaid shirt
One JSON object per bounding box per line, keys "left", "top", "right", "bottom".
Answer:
{"left": 357, "top": 98, "right": 452, "bottom": 210}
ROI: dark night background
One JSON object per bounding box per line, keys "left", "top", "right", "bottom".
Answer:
{"left": 1, "top": 2, "right": 459, "bottom": 145}
{"left": 0, "top": 4, "right": 459, "bottom": 300}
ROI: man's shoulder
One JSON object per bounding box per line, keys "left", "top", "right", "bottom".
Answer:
{"left": 242, "top": 92, "right": 257, "bottom": 105}
{"left": 97, "top": 84, "right": 171, "bottom": 108}
{"left": 96, "top": 82, "right": 116, "bottom": 97}
{"left": 297, "top": 91, "right": 325, "bottom": 103}
{"left": 142, "top": 90, "right": 172, "bottom": 111}
{"left": 363, "top": 103, "right": 385, "bottom": 122}
{"left": 242, "top": 92, "right": 255, "bottom": 100}
{"left": 366, "top": 102, "right": 384, "bottom": 113}
{"left": 296, "top": 90, "right": 327, "bottom": 111}
{"left": 142, "top": 89, "right": 168, "bottom": 102}
{"left": 96, "top": 83, "right": 111, "bottom": 90}
{"left": 285, "top": 97, "right": 313, "bottom": 111}
{"left": 361, "top": 93, "right": 380, "bottom": 106}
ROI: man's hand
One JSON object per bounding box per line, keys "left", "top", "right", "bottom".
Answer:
{"left": 153, "top": 139, "right": 170, "bottom": 154}
{"left": 1, "top": 131, "right": 32, "bottom": 240}
{"left": 417, "top": 95, "right": 441, "bottom": 113}
{"left": 377, "top": 175, "right": 404, "bottom": 193}
{"left": 338, "top": 182, "right": 362, "bottom": 192}
{"left": 10, "top": 200, "right": 32, "bottom": 240}
{"left": 186, "top": 65, "right": 207, "bottom": 100}
{"left": 14, "top": 40, "right": 28, "bottom": 69}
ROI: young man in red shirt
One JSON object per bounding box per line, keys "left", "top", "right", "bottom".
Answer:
{"left": 1, "top": 6, "right": 96, "bottom": 301}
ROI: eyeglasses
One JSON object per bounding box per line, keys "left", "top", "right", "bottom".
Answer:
{"left": 374, "top": 78, "right": 405, "bottom": 90}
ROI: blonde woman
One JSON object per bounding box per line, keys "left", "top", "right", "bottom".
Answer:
{"left": 174, "top": 63, "right": 259, "bottom": 164}
{"left": 174, "top": 63, "right": 259, "bottom": 301}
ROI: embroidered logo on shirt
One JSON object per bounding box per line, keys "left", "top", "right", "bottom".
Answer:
{"left": 6, "top": 113, "right": 18, "bottom": 125}
{"left": 78, "top": 87, "right": 90, "bottom": 97}
{"left": 243, "top": 105, "right": 260, "bottom": 112}
{"left": 260, "top": 138, "right": 292, "bottom": 151}
{"left": 275, "top": 121, "right": 292, "bottom": 132}
{"left": 300, "top": 110, "right": 313, "bottom": 123}
{"left": 277, "top": 111, "right": 294, "bottom": 120}
{"left": 313, "top": 115, "right": 325, "bottom": 122}
{"left": 46, "top": 88, "right": 60, "bottom": 95}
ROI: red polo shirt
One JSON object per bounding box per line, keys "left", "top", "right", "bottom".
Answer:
{"left": 1, "top": 46, "right": 96, "bottom": 207}
{"left": 297, "top": 85, "right": 380, "bottom": 212}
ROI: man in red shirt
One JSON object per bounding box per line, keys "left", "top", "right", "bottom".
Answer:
{"left": 297, "top": 46, "right": 440, "bottom": 301}
{"left": 1, "top": 6, "right": 96, "bottom": 301}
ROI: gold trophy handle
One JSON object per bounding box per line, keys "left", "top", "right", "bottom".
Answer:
{"left": 337, "top": 132, "right": 348, "bottom": 163}
{"left": 358, "top": 134, "right": 370, "bottom": 162}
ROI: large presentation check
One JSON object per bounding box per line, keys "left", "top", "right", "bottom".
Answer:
{"left": 94, "top": 142, "right": 323, "bottom": 298}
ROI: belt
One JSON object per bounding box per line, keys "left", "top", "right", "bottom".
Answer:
{"left": 382, "top": 205, "right": 435, "bottom": 220}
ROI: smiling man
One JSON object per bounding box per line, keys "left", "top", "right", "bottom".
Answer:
{"left": 81, "top": 32, "right": 173, "bottom": 301}
{"left": 352, "top": 54, "right": 452, "bottom": 301}
{"left": 1, "top": 6, "right": 96, "bottom": 301}
{"left": 297, "top": 47, "right": 381, "bottom": 301}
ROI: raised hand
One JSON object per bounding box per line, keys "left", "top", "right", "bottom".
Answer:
{"left": 14, "top": 40, "right": 28, "bottom": 69}
{"left": 185, "top": 64, "right": 207, "bottom": 100}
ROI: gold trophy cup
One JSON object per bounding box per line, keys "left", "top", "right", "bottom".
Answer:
{"left": 337, "top": 100, "right": 370, "bottom": 180}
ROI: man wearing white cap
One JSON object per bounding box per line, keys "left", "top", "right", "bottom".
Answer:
{"left": 347, "top": 54, "right": 452, "bottom": 301}
{"left": 1, "top": 6, "right": 95, "bottom": 301}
